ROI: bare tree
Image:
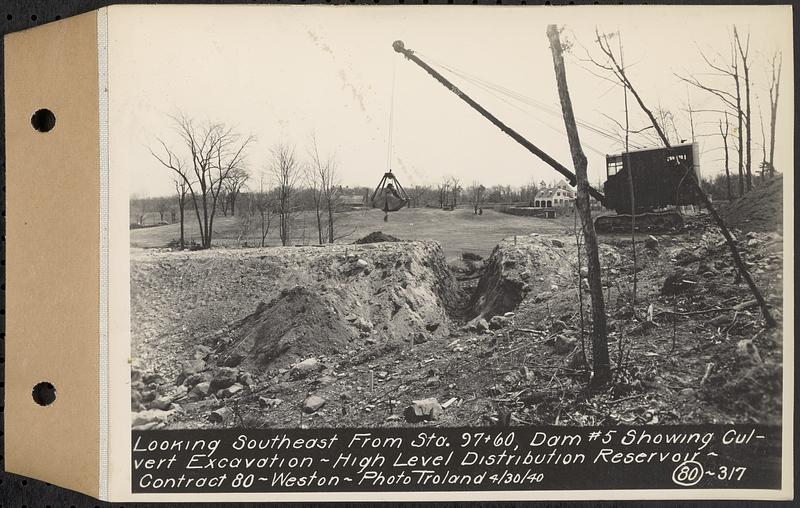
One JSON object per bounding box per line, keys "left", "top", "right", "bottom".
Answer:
{"left": 133, "top": 196, "right": 148, "bottom": 226}
{"left": 676, "top": 33, "right": 746, "bottom": 196}
{"left": 308, "top": 135, "right": 349, "bottom": 243}
{"left": 305, "top": 148, "right": 325, "bottom": 245}
{"left": 449, "top": 176, "right": 462, "bottom": 208}
{"left": 406, "top": 185, "right": 430, "bottom": 208}
{"left": 468, "top": 181, "right": 486, "bottom": 214}
{"left": 155, "top": 197, "right": 169, "bottom": 223}
{"left": 518, "top": 178, "right": 538, "bottom": 204}
{"left": 237, "top": 204, "right": 253, "bottom": 247}
{"left": 208, "top": 129, "right": 254, "bottom": 246}
{"left": 653, "top": 105, "right": 678, "bottom": 146}
{"left": 150, "top": 113, "right": 253, "bottom": 248}
{"left": 174, "top": 177, "right": 189, "bottom": 249}
{"left": 719, "top": 112, "right": 733, "bottom": 200}
{"left": 616, "top": 32, "right": 638, "bottom": 308}
{"left": 767, "top": 50, "right": 782, "bottom": 177}
{"left": 437, "top": 179, "right": 451, "bottom": 209}
{"left": 548, "top": 25, "right": 610, "bottom": 386}
{"left": 758, "top": 105, "right": 768, "bottom": 183}
{"left": 269, "top": 143, "right": 300, "bottom": 246}
{"left": 323, "top": 173, "right": 349, "bottom": 244}
{"left": 218, "top": 187, "right": 230, "bottom": 216}
{"left": 734, "top": 26, "right": 753, "bottom": 190}
{"left": 732, "top": 46, "right": 745, "bottom": 196}
{"left": 224, "top": 167, "right": 249, "bottom": 216}
{"left": 590, "top": 27, "right": 776, "bottom": 328}
{"left": 254, "top": 172, "right": 274, "bottom": 247}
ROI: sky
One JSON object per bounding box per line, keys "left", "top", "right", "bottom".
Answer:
{"left": 107, "top": 4, "right": 793, "bottom": 198}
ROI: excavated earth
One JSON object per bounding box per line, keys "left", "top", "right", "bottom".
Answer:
{"left": 719, "top": 174, "right": 783, "bottom": 233}
{"left": 131, "top": 221, "right": 784, "bottom": 430}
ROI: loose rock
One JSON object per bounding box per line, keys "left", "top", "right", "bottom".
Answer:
{"left": 302, "top": 395, "right": 327, "bottom": 414}
{"left": 189, "top": 381, "right": 212, "bottom": 399}
{"left": 218, "top": 383, "right": 243, "bottom": 399}
{"left": 291, "top": 358, "right": 324, "bottom": 379}
{"left": 259, "top": 397, "right": 283, "bottom": 409}
{"left": 221, "top": 352, "right": 245, "bottom": 368}
{"left": 177, "top": 359, "right": 206, "bottom": 384}
{"left": 182, "top": 372, "right": 208, "bottom": 388}
{"left": 403, "top": 398, "right": 443, "bottom": 423}
{"left": 208, "top": 407, "right": 234, "bottom": 425}
{"left": 132, "top": 408, "right": 174, "bottom": 428}
{"left": 209, "top": 367, "right": 239, "bottom": 391}
{"left": 147, "top": 396, "right": 173, "bottom": 411}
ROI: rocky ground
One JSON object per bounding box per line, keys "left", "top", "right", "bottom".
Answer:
{"left": 131, "top": 214, "right": 784, "bottom": 431}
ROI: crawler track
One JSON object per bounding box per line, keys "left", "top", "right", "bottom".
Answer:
{"left": 594, "top": 210, "right": 683, "bottom": 234}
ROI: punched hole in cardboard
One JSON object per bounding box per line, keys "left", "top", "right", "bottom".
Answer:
{"left": 32, "top": 381, "right": 56, "bottom": 406}
{"left": 30, "top": 108, "right": 55, "bottom": 132}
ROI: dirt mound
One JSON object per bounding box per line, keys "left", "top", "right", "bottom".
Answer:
{"left": 719, "top": 175, "right": 782, "bottom": 233}
{"left": 131, "top": 240, "right": 463, "bottom": 377}
{"left": 470, "top": 234, "right": 624, "bottom": 319}
{"left": 354, "top": 231, "right": 402, "bottom": 244}
{"left": 219, "top": 286, "right": 354, "bottom": 368}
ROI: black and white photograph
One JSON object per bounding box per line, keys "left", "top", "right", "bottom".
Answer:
{"left": 125, "top": 5, "right": 790, "bottom": 434}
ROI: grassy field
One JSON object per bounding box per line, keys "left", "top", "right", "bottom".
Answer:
{"left": 130, "top": 207, "right": 576, "bottom": 259}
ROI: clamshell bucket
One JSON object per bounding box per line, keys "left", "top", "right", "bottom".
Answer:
{"left": 370, "top": 171, "right": 410, "bottom": 212}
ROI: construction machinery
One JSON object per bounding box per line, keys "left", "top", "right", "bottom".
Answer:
{"left": 594, "top": 143, "right": 702, "bottom": 233}
{"left": 391, "top": 40, "right": 702, "bottom": 233}
{"left": 371, "top": 170, "right": 410, "bottom": 221}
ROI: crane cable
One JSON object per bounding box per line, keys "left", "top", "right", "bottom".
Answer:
{"left": 417, "top": 51, "right": 647, "bottom": 151}
{"left": 386, "top": 55, "right": 398, "bottom": 169}
{"left": 446, "top": 61, "right": 643, "bottom": 150}
{"left": 432, "top": 60, "right": 608, "bottom": 156}
{"left": 461, "top": 74, "right": 610, "bottom": 157}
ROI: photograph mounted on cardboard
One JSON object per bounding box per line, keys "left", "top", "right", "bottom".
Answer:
{"left": 120, "top": 6, "right": 789, "bottom": 436}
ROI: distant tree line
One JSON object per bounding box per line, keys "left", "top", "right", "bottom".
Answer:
{"left": 144, "top": 113, "right": 384, "bottom": 248}
{"left": 141, "top": 115, "right": 582, "bottom": 248}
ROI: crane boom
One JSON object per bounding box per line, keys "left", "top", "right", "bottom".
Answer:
{"left": 392, "top": 40, "right": 605, "bottom": 204}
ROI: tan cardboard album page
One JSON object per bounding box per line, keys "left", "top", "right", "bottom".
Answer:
{"left": 4, "top": 10, "right": 102, "bottom": 499}
{"left": 110, "top": 4, "right": 792, "bottom": 502}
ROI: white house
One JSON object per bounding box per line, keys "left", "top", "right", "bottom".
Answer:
{"left": 533, "top": 185, "right": 576, "bottom": 208}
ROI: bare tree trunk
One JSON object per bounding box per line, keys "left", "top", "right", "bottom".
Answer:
{"left": 720, "top": 114, "right": 732, "bottom": 200}
{"left": 759, "top": 106, "right": 768, "bottom": 183}
{"left": 735, "top": 27, "right": 752, "bottom": 191}
{"left": 316, "top": 208, "right": 324, "bottom": 244}
{"left": 733, "top": 52, "right": 745, "bottom": 197}
{"left": 179, "top": 203, "right": 185, "bottom": 249}
{"left": 574, "top": 206, "right": 586, "bottom": 364}
{"left": 620, "top": 34, "right": 637, "bottom": 308}
{"left": 327, "top": 202, "right": 335, "bottom": 244}
{"left": 201, "top": 189, "right": 210, "bottom": 248}
{"left": 743, "top": 68, "right": 752, "bottom": 190}
{"left": 768, "top": 51, "right": 782, "bottom": 178}
{"left": 207, "top": 213, "right": 216, "bottom": 249}
{"left": 548, "top": 25, "right": 610, "bottom": 386}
